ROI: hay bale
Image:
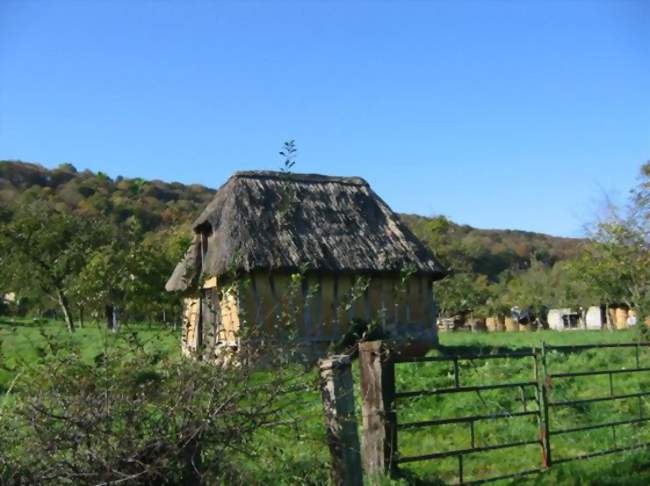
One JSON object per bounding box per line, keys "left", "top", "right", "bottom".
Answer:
{"left": 437, "top": 317, "right": 455, "bottom": 332}
{"left": 469, "top": 318, "right": 486, "bottom": 332}
{"left": 606, "top": 308, "right": 616, "bottom": 329}
{"left": 496, "top": 316, "right": 506, "bottom": 332}
{"left": 628, "top": 309, "right": 639, "bottom": 327}
{"left": 486, "top": 317, "right": 497, "bottom": 332}
{"left": 615, "top": 307, "right": 628, "bottom": 329}
{"left": 586, "top": 306, "right": 605, "bottom": 330}
{"left": 505, "top": 317, "right": 519, "bottom": 332}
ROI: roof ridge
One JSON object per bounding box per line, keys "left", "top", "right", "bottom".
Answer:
{"left": 232, "top": 170, "right": 368, "bottom": 187}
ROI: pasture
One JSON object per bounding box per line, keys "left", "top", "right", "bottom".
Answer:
{"left": 2, "top": 320, "right": 650, "bottom": 484}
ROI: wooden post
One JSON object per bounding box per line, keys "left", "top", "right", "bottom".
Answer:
{"left": 358, "top": 341, "right": 397, "bottom": 478}
{"left": 319, "top": 354, "right": 363, "bottom": 486}
{"left": 538, "top": 342, "right": 552, "bottom": 468}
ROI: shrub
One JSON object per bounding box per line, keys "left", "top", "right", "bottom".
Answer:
{"left": 0, "top": 328, "right": 324, "bottom": 485}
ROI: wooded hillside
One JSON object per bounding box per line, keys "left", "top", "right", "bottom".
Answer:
{"left": 0, "top": 160, "right": 215, "bottom": 232}
{"left": 1, "top": 160, "right": 582, "bottom": 281}
{"left": 401, "top": 214, "right": 583, "bottom": 281}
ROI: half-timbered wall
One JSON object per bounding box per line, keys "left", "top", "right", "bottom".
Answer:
{"left": 181, "top": 297, "right": 201, "bottom": 357}
{"left": 183, "top": 272, "right": 438, "bottom": 359}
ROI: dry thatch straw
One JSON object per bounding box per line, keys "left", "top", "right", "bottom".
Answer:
{"left": 166, "top": 171, "right": 446, "bottom": 291}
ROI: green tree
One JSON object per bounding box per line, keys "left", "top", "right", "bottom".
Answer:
{"left": 569, "top": 162, "right": 650, "bottom": 326}
{"left": 71, "top": 220, "right": 187, "bottom": 328}
{"left": 434, "top": 272, "right": 490, "bottom": 318}
{"left": 0, "top": 203, "right": 106, "bottom": 332}
{"left": 499, "top": 259, "right": 553, "bottom": 321}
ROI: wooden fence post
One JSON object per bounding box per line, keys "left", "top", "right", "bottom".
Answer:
{"left": 319, "top": 354, "right": 363, "bottom": 486}
{"left": 358, "top": 340, "right": 397, "bottom": 478}
{"left": 537, "top": 342, "right": 552, "bottom": 468}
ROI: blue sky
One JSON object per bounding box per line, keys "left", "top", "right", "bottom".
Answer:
{"left": 1, "top": 1, "right": 648, "bottom": 237}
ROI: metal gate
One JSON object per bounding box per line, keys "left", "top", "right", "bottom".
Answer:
{"left": 366, "top": 342, "right": 650, "bottom": 484}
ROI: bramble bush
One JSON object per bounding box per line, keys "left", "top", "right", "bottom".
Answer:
{"left": 0, "top": 327, "right": 328, "bottom": 485}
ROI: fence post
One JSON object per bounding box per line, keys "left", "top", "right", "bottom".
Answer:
{"left": 358, "top": 340, "right": 397, "bottom": 478}
{"left": 538, "top": 342, "right": 552, "bottom": 468}
{"left": 319, "top": 354, "right": 363, "bottom": 486}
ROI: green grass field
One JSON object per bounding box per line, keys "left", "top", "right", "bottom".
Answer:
{"left": 3, "top": 321, "right": 650, "bottom": 484}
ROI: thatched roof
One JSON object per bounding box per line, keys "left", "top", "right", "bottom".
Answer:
{"left": 165, "top": 240, "right": 201, "bottom": 292}
{"left": 165, "top": 171, "right": 446, "bottom": 291}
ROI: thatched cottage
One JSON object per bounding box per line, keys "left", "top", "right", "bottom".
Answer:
{"left": 166, "top": 171, "right": 445, "bottom": 359}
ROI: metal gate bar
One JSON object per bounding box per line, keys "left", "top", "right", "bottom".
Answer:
{"left": 398, "top": 439, "right": 541, "bottom": 464}
{"left": 466, "top": 466, "right": 546, "bottom": 485}
{"left": 398, "top": 409, "right": 538, "bottom": 430}
{"left": 553, "top": 441, "right": 650, "bottom": 465}
{"left": 551, "top": 416, "right": 650, "bottom": 436}
{"left": 394, "top": 351, "right": 535, "bottom": 363}
{"left": 551, "top": 390, "right": 650, "bottom": 407}
{"left": 551, "top": 367, "right": 650, "bottom": 378}
{"left": 395, "top": 381, "right": 537, "bottom": 399}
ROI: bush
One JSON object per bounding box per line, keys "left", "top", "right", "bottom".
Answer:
{"left": 0, "top": 328, "right": 325, "bottom": 485}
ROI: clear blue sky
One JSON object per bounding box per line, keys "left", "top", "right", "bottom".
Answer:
{"left": 1, "top": 1, "right": 648, "bottom": 237}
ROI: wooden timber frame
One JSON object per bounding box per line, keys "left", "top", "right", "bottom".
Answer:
{"left": 357, "top": 340, "right": 650, "bottom": 484}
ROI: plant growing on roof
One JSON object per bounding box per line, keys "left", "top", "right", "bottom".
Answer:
{"left": 277, "top": 140, "right": 299, "bottom": 221}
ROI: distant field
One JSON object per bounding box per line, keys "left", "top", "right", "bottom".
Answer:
{"left": 438, "top": 328, "right": 643, "bottom": 348}
{"left": 3, "top": 321, "right": 650, "bottom": 484}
